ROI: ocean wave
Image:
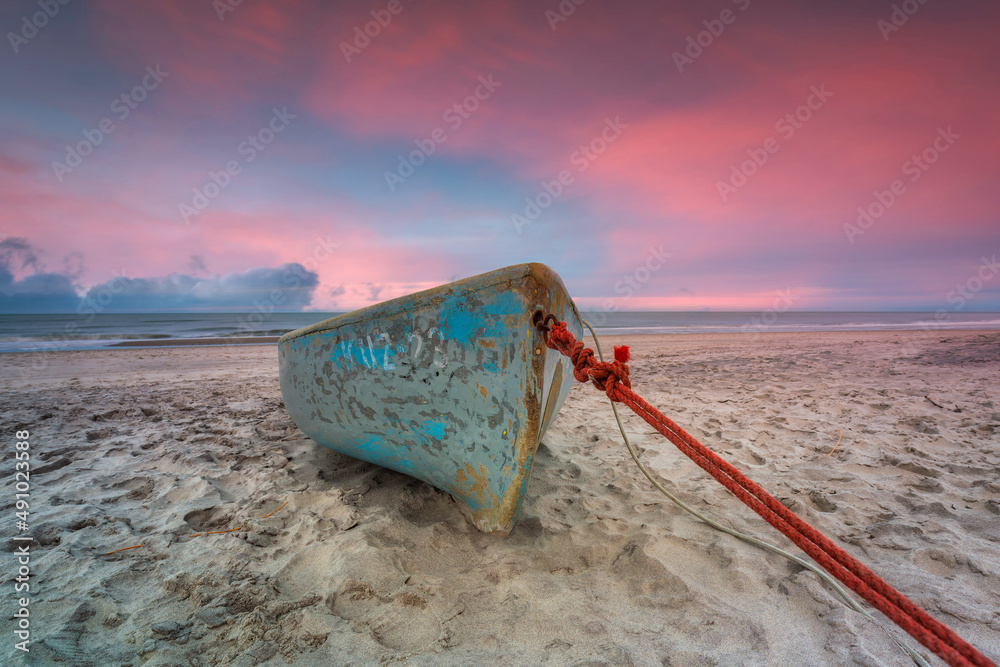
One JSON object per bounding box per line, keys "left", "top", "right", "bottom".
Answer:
{"left": 592, "top": 319, "right": 1000, "bottom": 334}
{"left": 0, "top": 333, "right": 175, "bottom": 342}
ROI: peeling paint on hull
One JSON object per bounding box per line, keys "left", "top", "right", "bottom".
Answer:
{"left": 278, "top": 263, "right": 582, "bottom": 534}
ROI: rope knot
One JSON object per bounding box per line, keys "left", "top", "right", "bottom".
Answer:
{"left": 543, "top": 321, "right": 631, "bottom": 400}
{"left": 588, "top": 358, "right": 631, "bottom": 397}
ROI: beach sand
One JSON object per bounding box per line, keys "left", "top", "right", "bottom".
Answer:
{"left": 1, "top": 330, "right": 998, "bottom": 666}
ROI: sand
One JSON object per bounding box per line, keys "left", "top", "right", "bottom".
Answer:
{"left": 1, "top": 330, "right": 998, "bottom": 666}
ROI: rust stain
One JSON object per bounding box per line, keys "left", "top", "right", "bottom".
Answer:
{"left": 539, "top": 361, "right": 564, "bottom": 437}
{"left": 479, "top": 339, "right": 496, "bottom": 348}
{"left": 455, "top": 463, "right": 499, "bottom": 509}
{"left": 465, "top": 300, "right": 547, "bottom": 533}
{"left": 478, "top": 383, "right": 488, "bottom": 399}
{"left": 471, "top": 373, "right": 542, "bottom": 534}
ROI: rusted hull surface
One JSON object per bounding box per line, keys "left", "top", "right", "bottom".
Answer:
{"left": 278, "top": 263, "right": 581, "bottom": 533}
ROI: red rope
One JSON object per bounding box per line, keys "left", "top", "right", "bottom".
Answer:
{"left": 541, "top": 320, "right": 996, "bottom": 667}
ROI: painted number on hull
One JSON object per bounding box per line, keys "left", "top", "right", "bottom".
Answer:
{"left": 338, "top": 328, "right": 448, "bottom": 371}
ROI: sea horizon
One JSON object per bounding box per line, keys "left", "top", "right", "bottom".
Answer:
{"left": 1, "top": 310, "right": 998, "bottom": 353}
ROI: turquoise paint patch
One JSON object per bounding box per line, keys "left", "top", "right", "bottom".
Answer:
{"left": 420, "top": 419, "right": 446, "bottom": 440}
{"left": 346, "top": 433, "right": 385, "bottom": 456}
{"left": 383, "top": 456, "right": 416, "bottom": 473}
{"left": 438, "top": 290, "right": 522, "bottom": 341}
{"left": 409, "top": 419, "right": 445, "bottom": 447}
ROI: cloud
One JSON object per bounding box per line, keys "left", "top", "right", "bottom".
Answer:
{"left": 187, "top": 255, "right": 207, "bottom": 275}
{"left": 62, "top": 251, "right": 85, "bottom": 280}
{"left": 0, "top": 237, "right": 44, "bottom": 276}
{"left": 362, "top": 283, "right": 384, "bottom": 301}
{"left": 82, "top": 263, "right": 319, "bottom": 312}
{"left": 0, "top": 238, "right": 80, "bottom": 313}
{"left": 0, "top": 238, "right": 321, "bottom": 312}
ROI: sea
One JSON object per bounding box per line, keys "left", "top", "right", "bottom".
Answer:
{"left": 0, "top": 311, "right": 998, "bottom": 353}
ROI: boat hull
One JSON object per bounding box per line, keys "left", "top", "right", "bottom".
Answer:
{"left": 278, "top": 263, "right": 581, "bottom": 533}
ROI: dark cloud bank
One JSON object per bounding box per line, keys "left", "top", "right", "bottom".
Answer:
{"left": 0, "top": 238, "right": 319, "bottom": 313}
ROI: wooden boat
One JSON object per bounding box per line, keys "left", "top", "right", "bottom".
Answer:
{"left": 278, "top": 263, "right": 582, "bottom": 534}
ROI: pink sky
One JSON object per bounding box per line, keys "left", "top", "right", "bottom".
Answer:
{"left": 1, "top": 0, "right": 997, "bottom": 312}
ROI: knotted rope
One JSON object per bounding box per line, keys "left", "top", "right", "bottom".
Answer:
{"left": 536, "top": 316, "right": 995, "bottom": 667}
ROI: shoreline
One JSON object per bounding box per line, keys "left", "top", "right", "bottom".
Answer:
{"left": 108, "top": 335, "right": 283, "bottom": 347}
{"left": 3, "top": 326, "right": 1000, "bottom": 349}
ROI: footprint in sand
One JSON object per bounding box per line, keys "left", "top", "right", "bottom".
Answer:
{"left": 367, "top": 590, "right": 443, "bottom": 652}
{"left": 329, "top": 577, "right": 461, "bottom": 653}
{"left": 183, "top": 506, "right": 238, "bottom": 533}
{"left": 807, "top": 490, "right": 838, "bottom": 512}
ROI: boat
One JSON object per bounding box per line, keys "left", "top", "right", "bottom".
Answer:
{"left": 278, "top": 263, "right": 582, "bottom": 534}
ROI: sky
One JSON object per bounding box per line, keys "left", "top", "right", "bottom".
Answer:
{"left": 1, "top": 0, "right": 998, "bottom": 313}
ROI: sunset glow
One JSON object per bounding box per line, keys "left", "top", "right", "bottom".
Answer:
{"left": 2, "top": 0, "right": 998, "bottom": 312}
